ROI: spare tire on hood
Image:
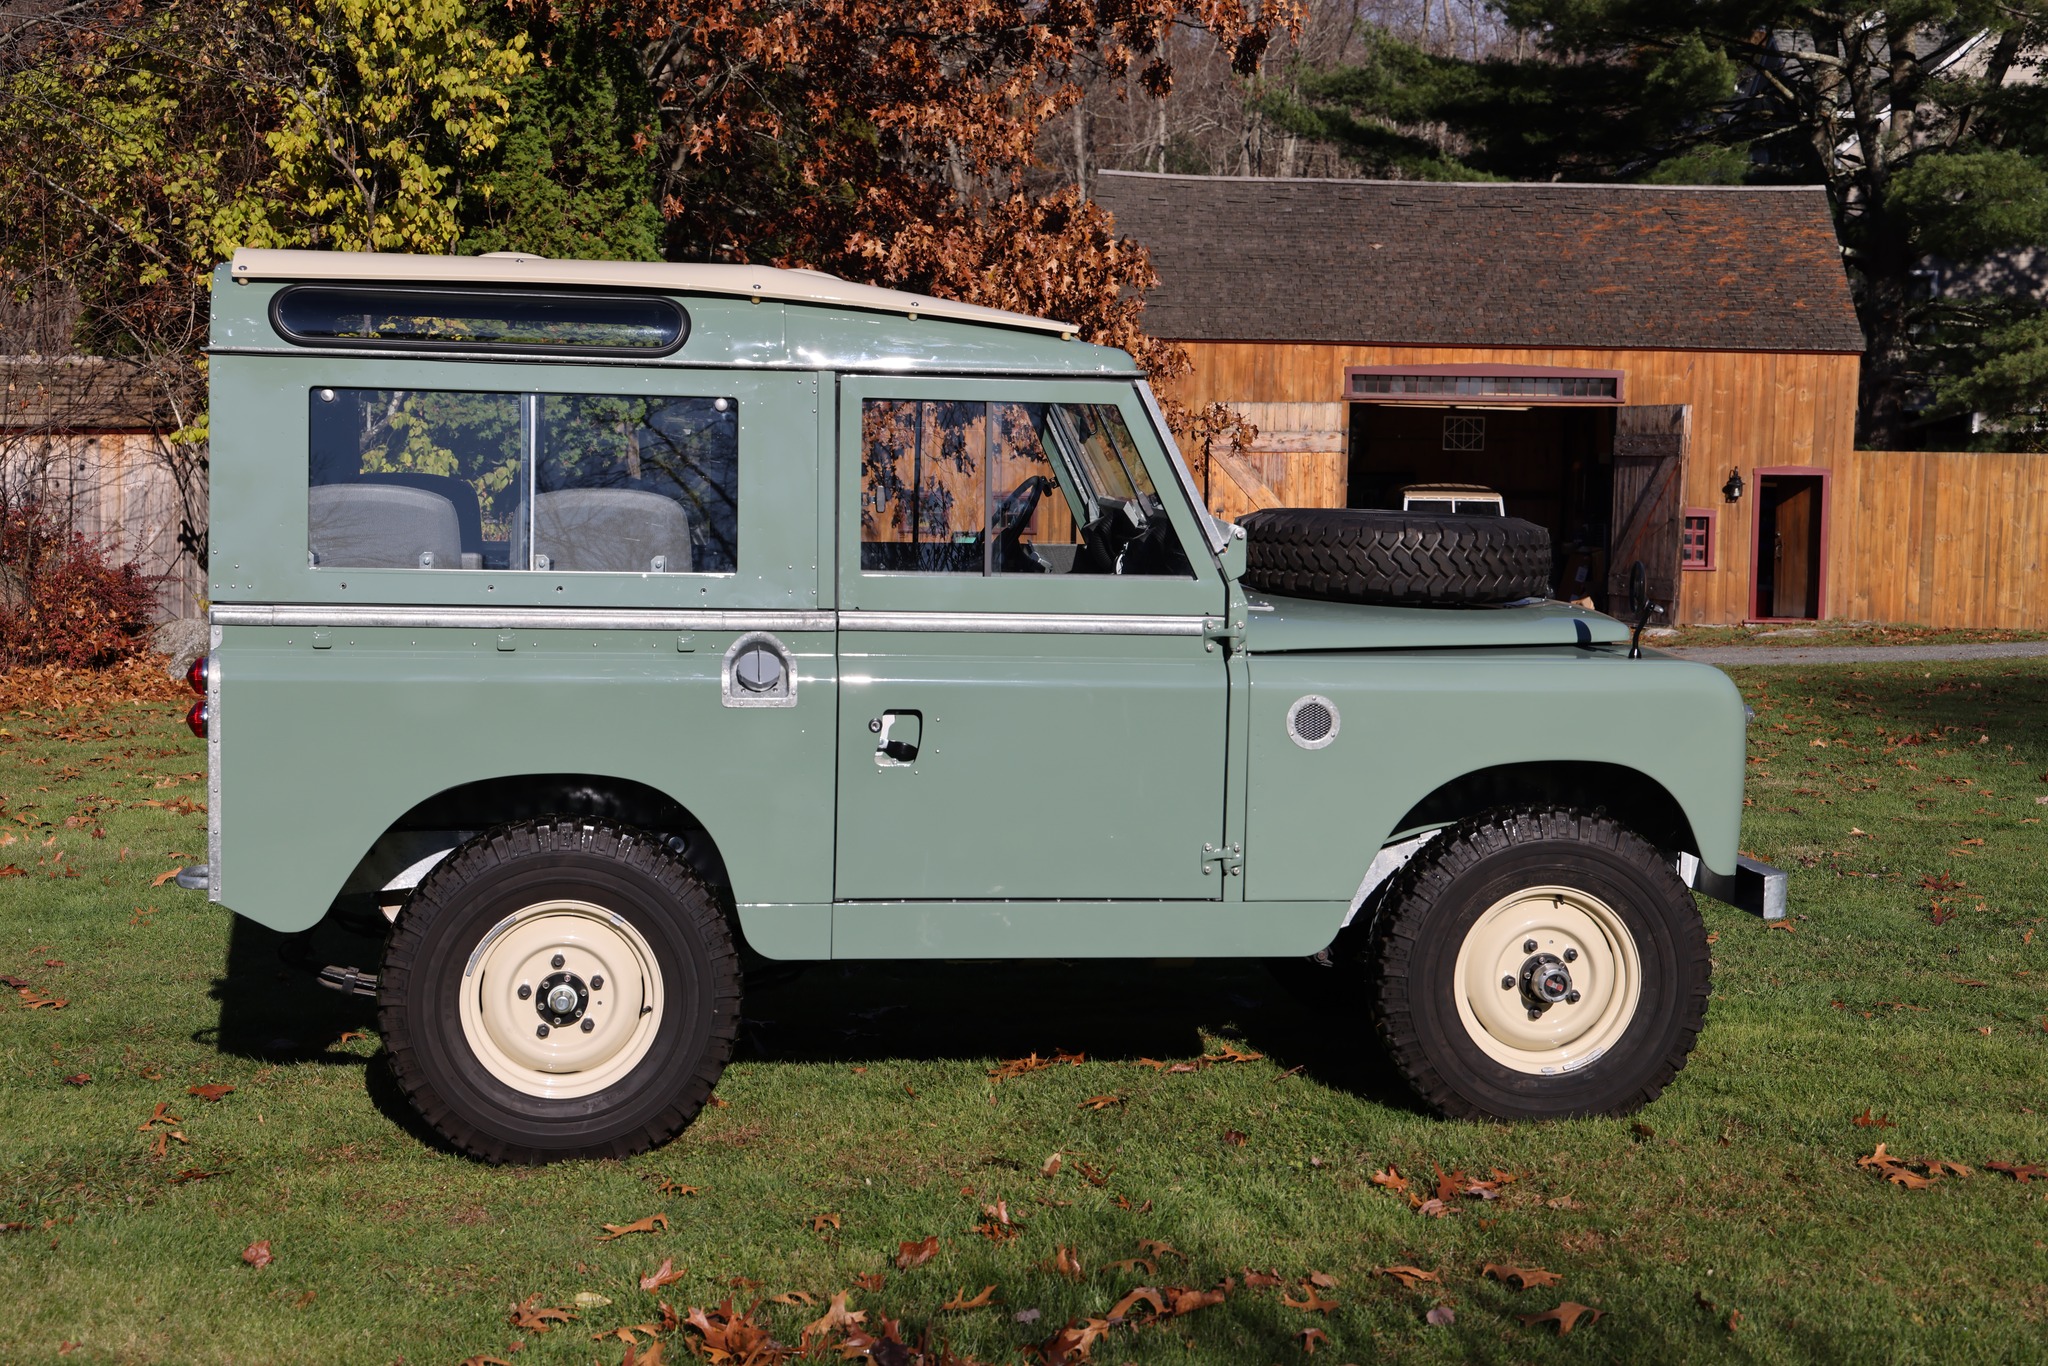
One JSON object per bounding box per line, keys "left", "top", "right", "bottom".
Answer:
{"left": 1238, "top": 507, "right": 1551, "bottom": 607}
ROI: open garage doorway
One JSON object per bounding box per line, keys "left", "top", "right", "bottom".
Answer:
{"left": 1345, "top": 403, "right": 1618, "bottom": 607}
{"left": 1751, "top": 469, "right": 1828, "bottom": 620}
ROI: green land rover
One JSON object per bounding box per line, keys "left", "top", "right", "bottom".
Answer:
{"left": 187, "top": 248, "right": 1778, "bottom": 1163}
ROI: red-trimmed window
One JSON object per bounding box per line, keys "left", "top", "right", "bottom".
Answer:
{"left": 1681, "top": 508, "right": 1715, "bottom": 570}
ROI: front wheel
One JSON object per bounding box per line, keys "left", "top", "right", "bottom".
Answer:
{"left": 1368, "top": 807, "right": 1709, "bottom": 1121}
{"left": 378, "top": 819, "right": 740, "bottom": 1163}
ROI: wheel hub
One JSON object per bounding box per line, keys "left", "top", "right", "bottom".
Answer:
{"left": 1520, "top": 953, "right": 1573, "bottom": 1007}
{"left": 536, "top": 971, "right": 588, "bottom": 1026}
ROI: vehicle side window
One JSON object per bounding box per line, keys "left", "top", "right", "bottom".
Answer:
{"left": 536, "top": 395, "right": 738, "bottom": 573}
{"left": 858, "top": 398, "right": 1190, "bottom": 578}
{"left": 307, "top": 387, "right": 738, "bottom": 573}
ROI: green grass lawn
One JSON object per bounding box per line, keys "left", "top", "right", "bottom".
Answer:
{"left": 2, "top": 657, "right": 2045, "bottom": 1365}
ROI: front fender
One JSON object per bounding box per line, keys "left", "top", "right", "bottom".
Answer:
{"left": 1243, "top": 645, "right": 1746, "bottom": 903}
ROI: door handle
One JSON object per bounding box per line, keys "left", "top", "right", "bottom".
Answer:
{"left": 871, "top": 711, "right": 923, "bottom": 766}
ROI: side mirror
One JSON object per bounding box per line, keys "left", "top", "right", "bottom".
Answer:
{"left": 1217, "top": 521, "right": 1247, "bottom": 580}
{"left": 1627, "top": 560, "right": 1666, "bottom": 659}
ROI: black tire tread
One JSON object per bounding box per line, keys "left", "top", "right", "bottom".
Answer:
{"left": 378, "top": 817, "right": 740, "bottom": 1164}
{"left": 1367, "top": 806, "right": 1709, "bottom": 1120}
{"left": 1239, "top": 507, "right": 1550, "bottom": 606}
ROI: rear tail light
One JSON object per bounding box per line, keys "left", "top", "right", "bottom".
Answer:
{"left": 187, "top": 655, "right": 209, "bottom": 695}
{"left": 185, "top": 701, "right": 209, "bottom": 739}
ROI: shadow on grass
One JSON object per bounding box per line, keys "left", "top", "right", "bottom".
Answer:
{"left": 739, "top": 957, "right": 1425, "bottom": 1115}
{"left": 202, "top": 915, "right": 1424, "bottom": 1120}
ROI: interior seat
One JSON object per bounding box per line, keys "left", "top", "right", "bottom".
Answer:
{"left": 533, "top": 488, "right": 692, "bottom": 573}
{"left": 352, "top": 472, "right": 485, "bottom": 560}
{"left": 308, "top": 484, "right": 462, "bottom": 569}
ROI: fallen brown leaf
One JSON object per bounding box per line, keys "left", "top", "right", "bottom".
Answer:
{"left": 1987, "top": 1161, "right": 2045, "bottom": 1182}
{"left": 150, "top": 868, "right": 180, "bottom": 887}
{"left": 1369, "top": 1165, "right": 1408, "bottom": 1193}
{"left": 942, "top": 1285, "right": 997, "bottom": 1310}
{"left": 188, "top": 1083, "right": 233, "bottom": 1102}
{"left": 1483, "top": 1263, "right": 1563, "bottom": 1291}
{"left": 1221, "top": 1129, "right": 1248, "bottom": 1146}
{"left": 136, "top": 1101, "right": 181, "bottom": 1131}
{"left": 1375, "top": 1266, "right": 1437, "bottom": 1290}
{"left": 640, "top": 1257, "right": 686, "bottom": 1291}
{"left": 1521, "top": 1301, "right": 1605, "bottom": 1335}
{"left": 1281, "top": 1287, "right": 1338, "bottom": 1313}
{"left": 853, "top": 1273, "right": 886, "bottom": 1292}
{"left": 1108, "top": 1285, "right": 1166, "bottom": 1321}
{"left": 800, "top": 1290, "right": 865, "bottom": 1346}
{"left": 596, "top": 1213, "right": 669, "bottom": 1241}
{"left": 509, "top": 1293, "right": 575, "bottom": 1332}
{"left": 1078, "top": 1093, "right": 1125, "bottom": 1111}
{"left": 1049, "top": 1245, "right": 1086, "bottom": 1280}
{"left": 1298, "top": 1326, "right": 1329, "bottom": 1353}
{"left": 895, "top": 1234, "right": 939, "bottom": 1270}
{"left": 1138, "top": 1239, "right": 1186, "bottom": 1261}
{"left": 809, "top": 1213, "right": 841, "bottom": 1231}
{"left": 241, "top": 1240, "right": 272, "bottom": 1269}
{"left": 1852, "top": 1109, "right": 1895, "bottom": 1129}
{"left": 1425, "top": 1305, "right": 1456, "bottom": 1326}
{"left": 656, "top": 1179, "right": 699, "bottom": 1196}
{"left": 62, "top": 1073, "right": 89, "bottom": 1086}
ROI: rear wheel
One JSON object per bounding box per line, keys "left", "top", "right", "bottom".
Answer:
{"left": 1368, "top": 807, "right": 1708, "bottom": 1120}
{"left": 378, "top": 818, "right": 739, "bottom": 1163}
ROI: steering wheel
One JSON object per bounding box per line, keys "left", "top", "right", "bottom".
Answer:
{"left": 989, "top": 474, "right": 1055, "bottom": 573}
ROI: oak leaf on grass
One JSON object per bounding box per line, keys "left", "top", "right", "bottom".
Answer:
{"left": 1298, "top": 1325, "right": 1330, "bottom": 1352}
{"left": 1281, "top": 1286, "right": 1338, "bottom": 1313}
{"left": 188, "top": 1083, "right": 233, "bottom": 1102}
{"left": 941, "top": 1285, "right": 996, "bottom": 1310}
{"left": 1520, "top": 1301, "right": 1605, "bottom": 1335}
{"left": 1107, "top": 1286, "right": 1165, "bottom": 1321}
{"left": 508, "top": 1293, "right": 574, "bottom": 1331}
{"left": 595, "top": 1213, "right": 669, "bottom": 1241}
{"left": 639, "top": 1257, "right": 686, "bottom": 1291}
{"left": 1483, "top": 1263, "right": 1563, "bottom": 1290}
{"left": 1375, "top": 1266, "right": 1437, "bottom": 1290}
{"left": 895, "top": 1234, "right": 939, "bottom": 1270}
{"left": 241, "top": 1240, "right": 272, "bottom": 1269}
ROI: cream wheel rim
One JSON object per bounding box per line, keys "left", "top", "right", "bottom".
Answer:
{"left": 457, "top": 900, "right": 664, "bottom": 1099}
{"left": 1451, "top": 884, "right": 1641, "bottom": 1076}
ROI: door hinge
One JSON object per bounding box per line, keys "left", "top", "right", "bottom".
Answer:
{"left": 1201, "top": 841, "right": 1243, "bottom": 877}
{"left": 1202, "top": 617, "right": 1244, "bottom": 654}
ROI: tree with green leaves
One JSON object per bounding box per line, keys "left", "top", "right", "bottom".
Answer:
{"left": 1269, "top": 3, "right": 2048, "bottom": 449}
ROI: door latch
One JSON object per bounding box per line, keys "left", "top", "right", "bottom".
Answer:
{"left": 1201, "top": 842, "right": 1243, "bottom": 876}
{"left": 871, "top": 711, "right": 922, "bottom": 766}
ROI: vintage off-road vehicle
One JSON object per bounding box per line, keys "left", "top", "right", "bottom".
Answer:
{"left": 188, "top": 249, "right": 1778, "bottom": 1163}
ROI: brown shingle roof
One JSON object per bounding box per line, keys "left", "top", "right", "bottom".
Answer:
{"left": 1094, "top": 172, "right": 1865, "bottom": 353}
{"left": 0, "top": 356, "right": 166, "bottom": 432}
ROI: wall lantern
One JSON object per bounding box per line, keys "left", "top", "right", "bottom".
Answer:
{"left": 1722, "top": 467, "right": 1746, "bottom": 503}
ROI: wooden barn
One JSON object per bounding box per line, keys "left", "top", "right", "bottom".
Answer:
{"left": 1096, "top": 170, "right": 1890, "bottom": 626}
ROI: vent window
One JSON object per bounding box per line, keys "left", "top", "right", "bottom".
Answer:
{"left": 1347, "top": 369, "right": 1622, "bottom": 402}
{"left": 1681, "top": 509, "right": 1715, "bottom": 569}
{"left": 1442, "top": 415, "right": 1485, "bottom": 452}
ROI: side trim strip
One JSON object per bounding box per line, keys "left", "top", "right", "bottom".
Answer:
{"left": 211, "top": 604, "right": 1208, "bottom": 636}
{"left": 839, "top": 611, "right": 1206, "bottom": 637}
{"left": 211, "top": 604, "right": 837, "bottom": 632}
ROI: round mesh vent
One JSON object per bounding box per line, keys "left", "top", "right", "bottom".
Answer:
{"left": 1286, "top": 694, "right": 1340, "bottom": 750}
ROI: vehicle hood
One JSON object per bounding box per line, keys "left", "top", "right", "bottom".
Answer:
{"left": 1242, "top": 592, "right": 1633, "bottom": 653}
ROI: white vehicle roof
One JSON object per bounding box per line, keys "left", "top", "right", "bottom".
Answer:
{"left": 228, "top": 249, "right": 1077, "bottom": 338}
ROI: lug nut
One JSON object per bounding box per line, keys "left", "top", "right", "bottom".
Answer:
{"left": 551, "top": 953, "right": 566, "bottom": 969}
{"left": 536, "top": 1023, "right": 550, "bottom": 1038}
{"left": 590, "top": 975, "right": 604, "bottom": 990}
{"left": 1563, "top": 947, "right": 1578, "bottom": 963}
{"left": 1527, "top": 1008, "right": 1542, "bottom": 1021}
{"left": 517, "top": 983, "right": 531, "bottom": 1000}
{"left": 1523, "top": 939, "right": 1538, "bottom": 953}
{"left": 1566, "top": 990, "right": 1582, "bottom": 1004}
{"left": 1501, "top": 975, "right": 1515, "bottom": 990}
{"left": 580, "top": 1018, "right": 595, "bottom": 1033}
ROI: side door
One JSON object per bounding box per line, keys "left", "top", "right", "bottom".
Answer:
{"left": 1606, "top": 404, "right": 1689, "bottom": 619}
{"left": 833, "top": 377, "right": 1230, "bottom": 904}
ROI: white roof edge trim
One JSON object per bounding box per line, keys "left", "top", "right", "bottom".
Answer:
{"left": 228, "top": 248, "right": 1077, "bottom": 337}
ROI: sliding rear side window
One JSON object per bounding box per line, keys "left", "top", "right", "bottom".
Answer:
{"left": 273, "top": 287, "right": 687, "bottom": 356}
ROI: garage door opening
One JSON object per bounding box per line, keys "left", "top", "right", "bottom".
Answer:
{"left": 1751, "top": 470, "right": 1827, "bottom": 621}
{"left": 1345, "top": 403, "right": 1617, "bottom": 606}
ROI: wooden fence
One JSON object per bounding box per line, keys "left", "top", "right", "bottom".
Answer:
{"left": 1829, "top": 449, "right": 2048, "bottom": 628}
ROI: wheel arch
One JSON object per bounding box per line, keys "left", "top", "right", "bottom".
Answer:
{"left": 1388, "top": 760, "right": 1700, "bottom": 858}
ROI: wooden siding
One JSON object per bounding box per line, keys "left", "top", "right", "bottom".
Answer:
{"left": 1167, "top": 342, "right": 1868, "bottom": 625}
